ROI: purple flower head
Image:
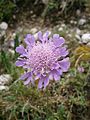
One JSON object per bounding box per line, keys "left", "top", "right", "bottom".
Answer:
{"left": 15, "top": 31, "right": 70, "bottom": 89}
{"left": 77, "top": 66, "right": 84, "bottom": 73}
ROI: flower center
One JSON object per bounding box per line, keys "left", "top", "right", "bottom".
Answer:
{"left": 29, "top": 43, "right": 56, "bottom": 73}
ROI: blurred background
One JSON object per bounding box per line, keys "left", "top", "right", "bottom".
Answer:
{"left": 0, "top": 0, "right": 90, "bottom": 120}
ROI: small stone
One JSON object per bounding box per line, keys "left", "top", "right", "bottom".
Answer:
{"left": 68, "top": 34, "right": 72, "bottom": 37}
{"left": 81, "top": 33, "right": 90, "bottom": 43}
{"left": 42, "top": 0, "right": 49, "bottom": 5}
{"left": 0, "top": 85, "right": 9, "bottom": 91}
{"left": 76, "top": 28, "right": 81, "bottom": 35}
{"left": 9, "top": 49, "right": 15, "bottom": 54}
{"left": 0, "top": 22, "right": 8, "bottom": 30}
{"left": 30, "top": 11, "right": 33, "bottom": 14}
{"left": 87, "top": 42, "right": 90, "bottom": 46}
{"left": 75, "top": 34, "right": 81, "bottom": 40}
{"left": 58, "top": 27, "right": 63, "bottom": 31}
{"left": 30, "top": 28, "right": 38, "bottom": 34}
{"left": 70, "top": 20, "right": 74, "bottom": 24}
{"left": 74, "top": 21, "right": 77, "bottom": 25}
{"left": 12, "top": 33, "right": 16, "bottom": 38}
{"left": 10, "top": 40, "right": 14, "bottom": 48}
{"left": 76, "top": 9, "right": 81, "bottom": 16}
{"left": 61, "top": 24, "right": 66, "bottom": 28}
{"left": 13, "top": 15, "right": 16, "bottom": 19}
{"left": 78, "top": 18, "right": 86, "bottom": 26}
{"left": 17, "top": 27, "right": 23, "bottom": 33}
{"left": 0, "top": 31, "right": 5, "bottom": 37}
{"left": 0, "top": 74, "right": 12, "bottom": 85}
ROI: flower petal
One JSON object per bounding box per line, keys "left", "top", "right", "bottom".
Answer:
{"left": 35, "top": 73, "right": 41, "bottom": 80}
{"left": 20, "top": 72, "right": 31, "bottom": 80}
{"left": 53, "top": 35, "right": 65, "bottom": 47}
{"left": 15, "top": 60, "right": 25, "bottom": 66}
{"left": 24, "top": 77, "right": 31, "bottom": 85}
{"left": 38, "top": 31, "right": 43, "bottom": 42}
{"left": 52, "top": 63, "right": 60, "bottom": 70}
{"left": 59, "top": 57, "right": 70, "bottom": 72}
{"left": 44, "top": 77, "right": 49, "bottom": 88}
{"left": 25, "top": 34, "right": 35, "bottom": 46}
{"left": 16, "top": 45, "right": 25, "bottom": 54}
{"left": 43, "top": 31, "right": 50, "bottom": 42}
{"left": 59, "top": 47, "right": 69, "bottom": 57}
{"left": 38, "top": 79, "right": 43, "bottom": 89}
{"left": 50, "top": 69, "right": 62, "bottom": 81}
{"left": 54, "top": 73, "right": 60, "bottom": 81}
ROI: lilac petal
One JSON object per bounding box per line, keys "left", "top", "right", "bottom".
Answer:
{"left": 31, "top": 77, "right": 34, "bottom": 85}
{"left": 59, "top": 47, "right": 69, "bottom": 57}
{"left": 49, "top": 73, "right": 53, "bottom": 80}
{"left": 25, "top": 34, "right": 35, "bottom": 46}
{"left": 77, "top": 66, "right": 84, "bottom": 73}
{"left": 52, "top": 63, "right": 60, "bottom": 70}
{"left": 35, "top": 73, "right": 41, "bottom": 80}
{"left": 43, "top": 31, "right": 49, "bottom": 38}
{"left": 53, "top": 35, "right": 65, "bottom": 47}
{"left": 50, "top": 69, "right": 62, "bottom": 81}
{"left": 24, "top": 77, "right": 31, "bottom": 85}
{"left": 54, "top": 73, "right": 60, "bottom": 81}
{"left": 53, "top": 34, "right": 59, "bottom": 39}
{"left": 38, "top": 79, "right": 43, "bottom": 89}
{"left": 59, "top": 57, "right": 70, "bottom": 72}
{"left": 43, "top": 31, "right": 50, "bottom": 42}
{"left": 38, "top": 31, "right": 43, "bottom": 41}
{"left": 57, "top": 69, "right": 62, "bottom": 75}
{"left": 20, "top": 72, "right": 31, "bottom": 80}
{"left": 16, "top": 45, "right": 25, "bottom": 54}
{"left": 44, "top": 77, "right": 49, "bottom": 88}
{"left": 15, "top": 60, "right": 25, "bottom": 66}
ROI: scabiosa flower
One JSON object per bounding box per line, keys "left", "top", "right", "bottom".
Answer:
{"left": 15, "top": 31, "right": 70, "bottom": 89}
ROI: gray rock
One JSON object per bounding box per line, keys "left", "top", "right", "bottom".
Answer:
{"left": 81, "top": 33, "right": 90, "bottom": 43}
{"left": 17, "top": 27, "right": 23, "bottom": 33}
{"left": 0, "top": 31, "right": 6, "bottom": 40}
{"left": 0, "top": 22, "right": 8, "bottom": 30}
{"left": 0, "top": 74, "right": 12, "bottom": 85}
{"left": 42, "top": 0, "right": 49, "bottom": 5}
{"left": 0, "top": 85, "right": 9, "bottom": 91}
{"left": 76, "top": 9, "right": 81, "bottom": 16}
{"left": 61, "top": 24, "right": 66, "bottom": 28}
{"left": 58, "top": 27, "right": 63, "bottom": 31}
{"left": 78, "top": 18, "right": 86, "bottom": 26}
{"left": 87, "top": 42, "right": 90, "bottom": 46}
{"left": 9, "top": 49, "right": 15, "bottom": 54}
{"left": 30, "top": 28, "right": 38, "bottom": 34}
{"left": 75, "top": 34, "right": 81, "bottom": 41}
{"left": 76, "top": 28, "right": 81, "bottom": 35}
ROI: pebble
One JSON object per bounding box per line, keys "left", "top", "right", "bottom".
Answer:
{"left": 0, "top": 74, "right": 12, "bottom": 85}
{"left": 75, "top": 34, "right": 81, "bottom": 40}
{"left": 61, "top": 24, "right": 66, "bottom": 28}
{"left": 78, "top": 18, "right": 86, "bottom": 26}
{"left": 30, "top": 28, "right": 38, "bottom": 34}
{"left": 42, "top": 0, "right": 49, "bottom": 5}
{"left": 0, "top": 86, "right": 9, "bottom": 91}
{"left": 87, "top": 42, "right": 90, "bottom": 46}
{"left": 76, "top": 9, "right": 81, "bottom": 16}
{"left": 76, "top": 28, "right": 81, "bottom": 35}
{"left": 0, "top": 22, "right": 8, "bottom": 30}
{"left": 81, "top": 33, "right": 90, "bottom": 43}
{"left": 58, "top": 27, "right": 63, "bottom": 31}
